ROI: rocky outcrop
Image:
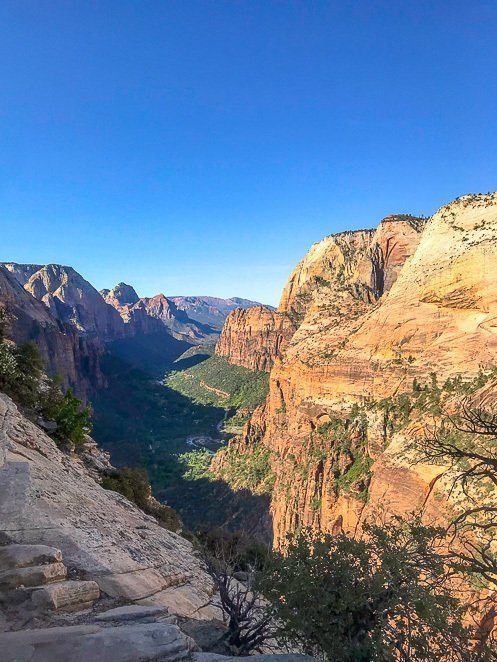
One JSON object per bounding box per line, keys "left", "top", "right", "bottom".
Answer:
{"left": 216, "top": 216, "right": 425, "bottom": 375}
{"left": 0, "top": 392, "right": 219, "bottom": 620}
{"left": 0, "top": 266, "right": 104, "bottom": 398}
{"left": 219, "top": 194, "right": 497, "bottom": 548}
{"left": 0, "top": 540, "right": 199, "bottom": 660}
{"left": 3, "top": 263, "right": 125, "bottom": 341}
{"left": 170, "top": 297, "right": 266, "bottom": 331}
{"left": 278, "top": 214, "right": 425, "bottom": 319}
{"left": 101, "top": 282, "right": 140, "bottom": 308}
{"left": 216, "top": 307, "right": 296, "bottom": 373}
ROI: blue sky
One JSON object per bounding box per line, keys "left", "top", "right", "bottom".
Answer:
{"left": 1, "top": 1, "right": 496, "bottom": 305}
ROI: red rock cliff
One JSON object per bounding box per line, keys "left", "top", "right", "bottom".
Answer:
{"left": 214, "top": 196, "right": 497, "bottom": 548}
{"left": 215, "top": 306, "right": 296, "bottom": 372}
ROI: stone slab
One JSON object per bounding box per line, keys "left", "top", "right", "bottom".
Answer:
{"left": 0, "top": 622, "right": 198, "bottom": 661}
{"left": 0, "top": 545, "right": 62, "bottom": 571}
{"left": 0, "top": 562, "right": 67, "bottom": 591}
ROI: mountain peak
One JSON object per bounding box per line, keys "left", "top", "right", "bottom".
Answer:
{"left": 104, "top": 282, "right": 139, "bottom": 306}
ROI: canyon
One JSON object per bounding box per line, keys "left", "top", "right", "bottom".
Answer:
{"left": 2, "top": 191, "right": 497, "bottom": 657}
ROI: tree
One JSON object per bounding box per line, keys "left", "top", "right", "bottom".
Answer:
{"left": 203, "top": 538, "right": 275, "bottom": 656}
{"left": 11, "top": 342, "right": 45, "bottom": 407}
{"left": 262, "top": 521, "right": 474, "bottom": 661}
{"left": 419, "top": 402, "right": 497, "bottom": 620}
{"left": 51, "top": 388, "right": 92, "bottom": 446}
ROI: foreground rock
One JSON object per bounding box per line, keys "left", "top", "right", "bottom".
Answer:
{"left": 0, "top": 393, "right": 219, "bottom": 621}
{"left": 0, "top": 622, "right": 197, "bottom": 661}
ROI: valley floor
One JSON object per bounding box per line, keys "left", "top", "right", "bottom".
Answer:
{"left": 92, "top": 344, "right": 270, "bottom": 538}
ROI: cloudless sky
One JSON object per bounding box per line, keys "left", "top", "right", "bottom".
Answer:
{"left": 1, "top": 1, "right": 497, "bottom": 305}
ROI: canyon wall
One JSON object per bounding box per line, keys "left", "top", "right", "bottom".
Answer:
{"left": 215, "top": 306, "right": 296, "bottom": 372}
{"left": 103, "top": 285, "right": 216, "bottom": 344}
{"left": 216, "top": 215, "right": 425, "bottom": 375}
{"left": 214, "top": 194, "right": 497, "bottom": 548}
{"left": 3, "top": 263, "right": 126, "bottom": 341}
{"left": 0, "top": 266, "right": 104, "bottom": 398}
{"left": 170, "top": 295, "right": 264, "bottom": 330}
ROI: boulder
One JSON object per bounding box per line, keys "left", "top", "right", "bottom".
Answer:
{"left": 30, "top": 580, "right": 100, "bottom": 612}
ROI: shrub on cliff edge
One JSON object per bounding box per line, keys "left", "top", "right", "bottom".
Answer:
{"left": 262, "top": 520, "right": 476, "bottom": 661}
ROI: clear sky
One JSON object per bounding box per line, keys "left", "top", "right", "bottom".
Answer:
{"left": 1, "top": 1, "right": 496, "bottom": 305}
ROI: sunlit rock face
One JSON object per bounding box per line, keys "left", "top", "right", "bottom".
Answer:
{"left": 227, "top": 194, "right": 497, "bottom": 548}
{"left": 104, "top": 287, "right": 214, "bottom": 344}
{"left": 216, "top": 306, "right": 296, "bottom": 372}
{"left": 215, "top": 216, "right": 426, "bottom": 375}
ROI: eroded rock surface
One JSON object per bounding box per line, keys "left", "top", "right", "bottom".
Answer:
{"left": 0, "top": 393, "right": 219, "bottom": 621}
{"left": 216, "top": 306, "right": 296, "bottom": 372}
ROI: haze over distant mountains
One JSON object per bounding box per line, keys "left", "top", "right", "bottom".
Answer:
{"left": 0, "top": 262, "right": 268, "bottom": 393}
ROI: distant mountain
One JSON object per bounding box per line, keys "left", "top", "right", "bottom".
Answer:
{"left": 102, "top": 284, "right": 217, "bottom": 344}
{"left": 169, "top": 296, "right": 270, "bottom": 330}
{"left": 3, "top": 263, "right": 125, "bottom": 341}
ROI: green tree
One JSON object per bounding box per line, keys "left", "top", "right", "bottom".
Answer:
{"left": 52, "top": 388, "right": 92, "bottom": 446}
{"left": 263, "top": 521, "right": 474, "bottom": 661}
{"left": 11, "top": 342, "right": 45, "bottom": 407}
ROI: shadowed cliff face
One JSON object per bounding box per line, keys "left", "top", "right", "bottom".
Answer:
{"left": 3, "top": 263, "right": 126, "bottom": 341}
{"left": 216, "top": 194, "right": 497, "bottom": 548}
{"left": 0, "top": 266, "right": 105, "bottom": 398}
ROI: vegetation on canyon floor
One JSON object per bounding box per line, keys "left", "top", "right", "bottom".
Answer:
{"left": 165, "top": 354, "right": 269, "bottom": 411}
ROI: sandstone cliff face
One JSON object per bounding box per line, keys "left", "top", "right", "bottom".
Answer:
{"left": 278, "top": 214, "right": 425, "bottom": 318}
{"left": 218, "top": 194, "right": 497, "bottom": 548}
{"left": 216, "top": 216, "right": 425, "bottom": 376}
{"left": 216, "top": 307, "right": 296, "bottom": 373}
{"left": 0, "top": 266, "right": 104, "bottom": 398}
{"left": 4, "top": 263, "right": 125, "bottom": 341}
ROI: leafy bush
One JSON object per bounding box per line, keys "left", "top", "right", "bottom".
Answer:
{"left": 50, "top": 389, "right": 92, "bottom": 446}
{"left": 263, "top": 521, "right": 473, "bottom": 661}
